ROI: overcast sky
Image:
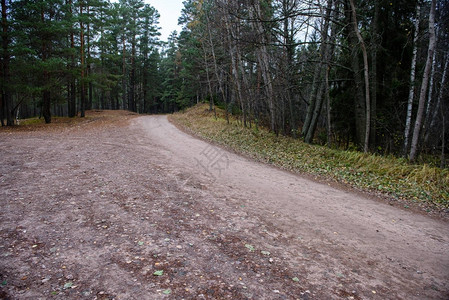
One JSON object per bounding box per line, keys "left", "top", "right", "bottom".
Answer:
{"left": 145, "top": 0, "right": 184, "bottom": 41}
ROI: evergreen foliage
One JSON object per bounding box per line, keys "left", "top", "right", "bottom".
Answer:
{"left": 0, "top": 0, "right": 447, "bottom": 165}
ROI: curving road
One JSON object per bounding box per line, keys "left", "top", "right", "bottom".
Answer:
{"left": 1, "top": 113, "right": 448, "bottom": 299}
{"left": 139, "top": 115, "right": 449, "bottom": 299}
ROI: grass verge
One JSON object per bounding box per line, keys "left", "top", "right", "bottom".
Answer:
{"left": 170, "top": 104, "right": 449, "bottom": 211}
{"left": 0, "top": 110, "right": 137, "bottom": 133}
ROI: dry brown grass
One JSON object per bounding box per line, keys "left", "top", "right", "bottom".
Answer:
{"left": 0, "top": 110, "right": 138, "bottom": 133}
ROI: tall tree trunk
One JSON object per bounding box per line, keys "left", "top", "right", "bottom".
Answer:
{"left": 424, "top": 52, "right": 448, "bottom": 144}
{"left": 68, "top": 0, "right": 76, "bottom": 117}
{"left": 224, "top": 8, "right": 244, "bottom": 125}
{"left": 325, "top": 64, "right": 332, "bottom": 147}
{"left": 403, "top": 5, "right": 420, "bottom": 155}
{"left": 201, "top": 42, "right": 214, "bottom": 112}
{"left": 251, "top": 2, "right": 275, "bottom": 132}
{"left": 237, "top": 32, "right": 252, "bottom": 126}
{"left": 344, "top": 0, "right": 364, "bottom": 148}
{"left": 129, "top": 35, "right": 136, "bottom": 112}
{"left": 42, "top": 88, "right": 51, "bottom": 124}
{"left": 305, "top": 0, "right": 334, "bottom": 144}
{"left": 99, "top": 7, "right": 105, "bottom": 111}
{"left": 122, "top": 37, "right": 127, "bottom": 110}
{"left": 232, "top": 12, "right": 253, "bottom": 127}
{"left": 205, "top": 13, "right": 226, "bottom": 113}
{"left": 281, "top": 0, "right": 297, "bottom": 137}
{"left": 350, "top": 32, "right": 366, "bottom": 148}
{"left": 116, "top": 87, "right": 120, "bottom": 110}
{"left": 326, "top": 0, "right": 340, "bottom": 147}
{"left": 303, "top": 0, "right": 332, "bottom": 141}
{"left": 425, "top": 40, "right": 437, "bottom": 122}
{"left": 305, "top": 81, "right": 325, "bottom": 143}
{"left": 142, "top": 16, "right": 149, "bottom": 113}
{"left": 370, "top": 0, "right": 379, "bottom": 150}
{"left": 1, "top": 0, "right": 13, "bottom": 125}
{"left": 41, "top": 8, "right": 51, "bottom": 124}
{"left": 143, "top": 57, "right": 148, "bottom": 113}
{"left": 0, "top": 93, "right": 4, "bottom": 126}
{"left": 302, "top": 57, "right": 323, "bottom": 137}
{"left": 80, "top": 2, "right": 86, "bottom": 118}
{"left": 409, "top": 0, "right": 436, "bottom": 162}
{"left": 350, "top": 0, "right": 371, "bottom": 153}
{"left": 423, "top": 34, "right": 438, "bottom": 142}
{"left": 87, "top": 5, "right": 92, "bottom": 111}
{"left": 441, "top": 109, "right": 446, "bottom": 168}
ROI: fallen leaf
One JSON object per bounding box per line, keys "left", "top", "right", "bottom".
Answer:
{"left": 41, "top": 277, "right": 50, "bottom": 283}
{"left": 245, "top": 244, "right": 255, "bottom": 251}
{"left": 64, "top": 282, "right": 73, "bottom": 289}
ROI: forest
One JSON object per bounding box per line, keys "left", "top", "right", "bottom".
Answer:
{"left": 1, "top": 0, "right": 448, "bottom": 164}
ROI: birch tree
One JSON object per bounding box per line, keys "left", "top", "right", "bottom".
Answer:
{"left": 409, "top": 0, "right": 437, "bottom": 162}
{"left": 403, "top": 5, "right": 420, "bottom": 156}
{"left": 303, "top": 0, "right": 333, "bottom": 144}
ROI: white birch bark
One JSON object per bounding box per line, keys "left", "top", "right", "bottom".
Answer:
{"left": 425, "top": 53, "right": 448, "bottom": 143}
{"left": 403, "top": 5, "right": 420, "bottom": 155}
{"left": 409, "top": 0, "right": 436, "bottom": 161}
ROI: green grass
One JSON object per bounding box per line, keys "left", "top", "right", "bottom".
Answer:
{"left": 18, "top": 117, "right": 44, "bottom": 126}
{"left": 17, "top": 115, "right": 92, "bottom": 126}
{"left": 171, "top": 104, "right": 449, "bottom": 209}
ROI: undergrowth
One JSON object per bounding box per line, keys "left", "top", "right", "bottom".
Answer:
{"left": 171, "top": 104, "right": 449, "bottom": 210}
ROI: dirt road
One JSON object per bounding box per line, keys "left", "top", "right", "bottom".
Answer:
{"left": 1, "top": 113, "right": 448, "bottom": 299}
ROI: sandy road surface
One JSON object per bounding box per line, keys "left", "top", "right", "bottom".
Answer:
{"left": 1, "top": 114, "right": 448, "bottom": 299}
